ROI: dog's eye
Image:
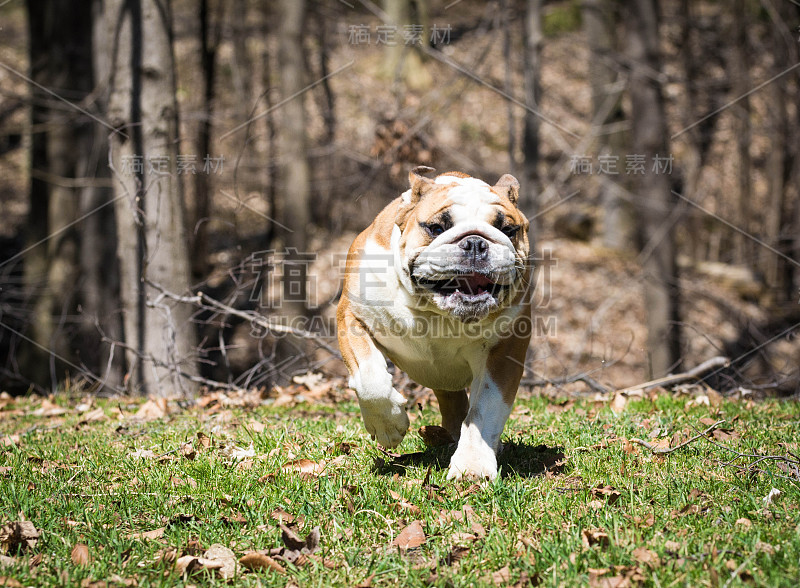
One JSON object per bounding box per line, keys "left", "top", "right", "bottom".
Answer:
{"left": 501, "top": 225, "right": 519, "bottom": 239}
{"left": 426, "top": 223, "right": 445, "bottom": 237}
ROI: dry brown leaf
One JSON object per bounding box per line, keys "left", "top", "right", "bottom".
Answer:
{"left": 71, "top": 543, "right": 90, "bottom": 565}
{"left": 247, "top": 421, "right": 266, "bottom": 433}
{"left": 0, "top": 555, "right": 15, "bottom": 568}
{"left": 78, "top": 407, "right": 106, "bottom": 425}
{"left": 0, "top": 521, "right": 39, "bottom": 553}
{"left": 1, "top": 436, "right": 19, "bottom": 449}
{"left": 632, "top": 547, "right": 659, "bottom": 568}
{"left": 174, "top": 555, "right": 210, "bottom": 576}
{"left": 582, "top": 528, "right": 610, "bottom": 549}
{"left": 269, "top": 509, "right": 296, "bottom": 524}
{"left": 202, "top": 544, "right": 238, "bottom": 580}
{"left": 0, "top": 577, "right": 23, "bottom": 587}
{"left": 489, "top": 565, "right": 512, "bottom": 585}
{"left": 393, "top": 521, "right": 426, "bottom": 549}
{"left": 755, "top": 541, "right": 775, "bottom": 554}
{"left": 450, "top": 532, "right": 478, "bottom": 546}
{"left": 196, "top": 431, "right": 212, "bottom": 450}
{"left": 610, "top": 392, "right": 627, "bottom": 413}
{"left": 31, "top": 398, "right": 68, "bottom": 417}
{"left": 133, "top": 398, "right": 168, "bottom": 421}
{"left": 127, "top": 449, "right": 156, "bottom": 460}
{"left": 169, "top": 475, "right": 198, "bottom": 489}
{"left": 664, "top": 540, "right": 681, "bottom": 552}
{"left": 282, "top": 459, "right": 325, "bottom": 477}
{"left": 735, "top": 517, "right": 752, "bottom": 530}
{"left": 712, "top": 428, "right": 740, "bottom": 442}
{"left": 128, "top": 527, "right": 165, "bottom": 541}
{"left": 418, "top": 425, "right": 455, "bottom": 447}
{"left": 179, "top": 442, "right": 196, "bottom": 460}
{"left": 239, "top": 552, "right": 285, "bottom": 573}
{"left": 591, "top": 485, "right": 622, "bottom": 505}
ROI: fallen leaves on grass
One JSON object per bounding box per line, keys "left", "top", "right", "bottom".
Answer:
{"left": 589, "top": 566, "right": 646, "bottom": 588}
{"left": 631, "top": 547, "right": 660, "bottom": 568}
{"left": 582, "top": 528, "right": 610, "bottom": 549}
{"left": 127, "top": 527, "right": 165, "bottom": 541}
{"left": 173, "top": 544, "right": 238, "bottom": 579}
{"left": 179, "top": 442, "right": 196, "bottom": 460}
{"left": 77, "top": 407, "right": 107, "bottom": 426}
{"left": 0, "top": 521, "right": 39, "bottom": 553}
{"left": 132, "top": 398, "right": 168, "bottom": 421}
{"left": 281, "top": 458, "right": 326, "bottom": 478}
{"left": 389, "top": 490, "right": 420, "bottom": 515}
{"left": 591, "top": 484, "right": 622, "bottom": 505}
{"left": 392, "top": 521, "right": 426, "bottom": 549}
{"left": 31, "top": 398, "right": 67, "bottom": 417}
{"left": 0, "top": 436, "right": 18, "bottom": 449}
{"left": 71, "top": 543, "right": 90, "bottom": 565}
{"left": 418, "top": 425, "right": 455, "bottom": 447}
{"left": 239, "top": 552, "right": 285, "bottom": 573}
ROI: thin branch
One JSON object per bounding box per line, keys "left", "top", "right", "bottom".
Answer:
{"left": 631, "top": 420, "right": 725, "bottom": 454}
{"left": 618, "top": 356, "right": 730, "bottom": 395}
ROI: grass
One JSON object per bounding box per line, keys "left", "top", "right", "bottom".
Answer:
{"left": 1, "top": 387, "right": 799, "bottom": 587}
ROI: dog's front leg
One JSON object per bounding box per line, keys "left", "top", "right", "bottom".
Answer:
{"left": 447, "top": 323, "right": 529, "bottom": 480}
{"left": 338, "top": 310, "right": 410, "bottom": 448}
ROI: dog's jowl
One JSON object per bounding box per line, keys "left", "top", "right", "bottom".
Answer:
{"left": 337, "top": 166, "right": 532, "bottom": 480}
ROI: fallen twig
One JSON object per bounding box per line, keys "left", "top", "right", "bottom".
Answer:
{"left": 618, "top": 356, "right": 730, "bottom": 395}
{"left": 631, "top": 420, "right": 725, "bottom": 454}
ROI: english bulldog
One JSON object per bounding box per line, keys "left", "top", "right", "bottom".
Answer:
{"left": 337, "top": 167, "right": 532, "bottom": 480}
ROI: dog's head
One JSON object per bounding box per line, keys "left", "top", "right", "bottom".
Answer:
{"left": 393, "top": 166, "right": 531, "bottom": 322}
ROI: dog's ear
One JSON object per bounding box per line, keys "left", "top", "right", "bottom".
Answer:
{"left": 408, "top": 166, "right": 436, "bottom": 203}
{"left": 494, "top": 173, "right": 520, "bottom": 205}
{"left": 396, "top": 166, "right": 436, "bottom": 229}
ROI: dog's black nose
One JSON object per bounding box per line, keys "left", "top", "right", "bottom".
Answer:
{"left": 459, "top": 235, "right": 489, "bottom": 260}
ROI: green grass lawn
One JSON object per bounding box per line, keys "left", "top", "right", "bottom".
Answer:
{"left": 1, "top": 387, "right": 798, "bottom": 587}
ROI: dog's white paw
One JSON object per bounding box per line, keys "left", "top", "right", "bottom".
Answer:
{"left": 359, "top": 390, "right": 409, "bottom": 448}
{"left": 447, "top": 442, "right": 499, "bottom": 480}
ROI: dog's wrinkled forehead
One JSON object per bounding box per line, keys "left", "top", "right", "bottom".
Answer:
{"left": 408, "top": 174, "right": 519, "bottom": 225}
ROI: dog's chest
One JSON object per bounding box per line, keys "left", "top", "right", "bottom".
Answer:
{"left": 374, "top": 320, "right": 491, "bottom": 391}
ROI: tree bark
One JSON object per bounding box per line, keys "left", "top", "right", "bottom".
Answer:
{"left": 22, "top": 0, "right": 93, "bottom": 388}
{"left": 625, "top": 0, "right": 681, "bottom": 377}
{"left": 106, "top": 0, "right": 198, "bottom": 396}
{"left": 583, "top": 0, "right": 634, "bottom": 252}
{"left": 730, "top": 0, "right": 751, "bottom": 266}
{"left": 274, "top": 0, "right": 311, "bottom": 380}
{"left": 521, "top": 0, "right": 542, "bottom": 225}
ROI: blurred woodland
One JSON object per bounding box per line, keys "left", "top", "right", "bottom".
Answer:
{"left": 0, "top": 0, "right": 798, "bottom": 398}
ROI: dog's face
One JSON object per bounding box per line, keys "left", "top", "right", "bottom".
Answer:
{"left": 394, "top": 168, "right": 530, "bottom": 322}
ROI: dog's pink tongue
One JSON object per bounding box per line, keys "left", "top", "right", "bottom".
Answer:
{"left": 457, "top": 273, "right": 493, "bottom": 294}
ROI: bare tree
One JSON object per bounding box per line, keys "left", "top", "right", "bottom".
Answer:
{"left": 625, "top": 0, "right": 681, "bottom": 377}
{"left": 583, "top": 0, "right": 634, "bottom": 251}
{"left": 22, "top": 0, "right": 94, "bottom": 387}
{"left": 730, "top": 0, "right": 751, "bottom": 266}
{"left": 106, "top": 0, "right": 198, "bottom": 396}
{"left": 521, "top": 0, "right": 543, "bottom": 225}
{"left": 192, "top": 0, "right": 224, "bottom": 278}
{"left": 272, "top": 0, "right": 312, "bottom": 379}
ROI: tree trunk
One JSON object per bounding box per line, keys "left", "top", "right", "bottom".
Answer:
{"left": 625, "top": 0, "right": 681, "bottom": 377}
{"left": 730, "top": 0, "right": 751, "bottom": 266}
{"left": 192, "top": 0, "right": 223, "bottom": 278}
{"left": 22, "top": 0, "right": 94, "bottom": 389}
{"left": 106, "top": 0, "right": 198, "bottom": 397}
{"left": 583, "top": 0, "right": 634, "bottom": 252}
{"left": 274, "top": 0, "right": 311, "bottom": 381}
{"left": 521, "top": 0, "right": 542, "bottom": 225}
{"left": 501, "top": 0, "right": 518, "bottom": 179}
